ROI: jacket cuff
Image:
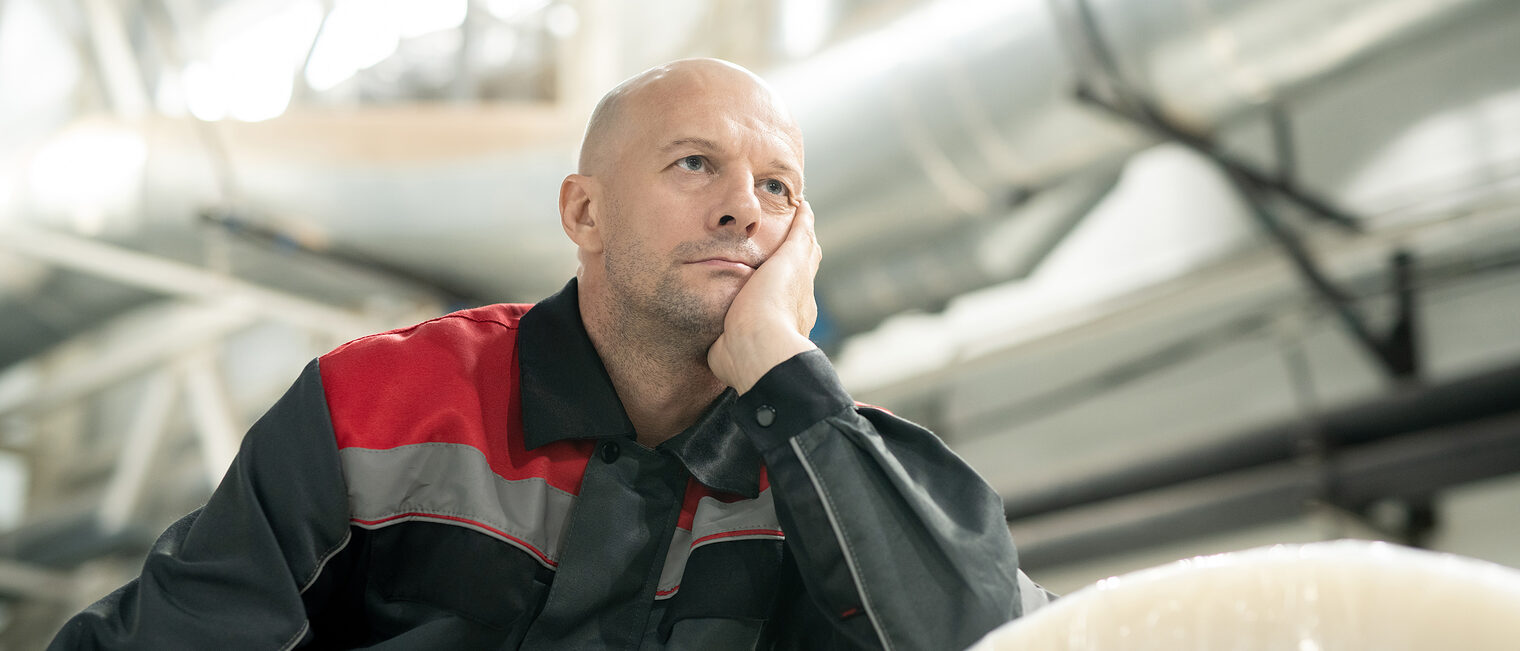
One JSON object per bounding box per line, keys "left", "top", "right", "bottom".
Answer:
{"left": 732, "top": 349, "right": 853, "bottom": 453}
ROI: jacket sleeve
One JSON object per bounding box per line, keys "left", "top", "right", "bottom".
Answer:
{"left": 48, "top": 359, "right": 354, "bottom": 651}
{"left": 734, "top": 350, "right": 1047, "bottom": 651}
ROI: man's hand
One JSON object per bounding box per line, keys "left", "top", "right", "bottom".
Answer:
{"left": 708, "top": 200, "right": 822, "bottom": 394}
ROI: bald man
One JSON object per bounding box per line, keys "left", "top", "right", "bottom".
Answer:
{"left": 49, "top": 59, "right": 1050, "bottom": 651}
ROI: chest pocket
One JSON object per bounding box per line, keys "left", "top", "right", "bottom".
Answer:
{"left": 657, "top": 538, "right": 785, "bottom": 644}
{"left": 369, "top": 521, "right": 553, "bottom": 631}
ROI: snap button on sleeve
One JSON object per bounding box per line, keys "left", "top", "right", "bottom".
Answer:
{"left": 600, "top": 440, "right": 621, "bottom": 463}
{"left": 755, "top": 405, "right": 777, "bottom": 427}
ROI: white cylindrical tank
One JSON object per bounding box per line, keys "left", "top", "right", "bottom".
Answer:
{"left": 972, "top": 540, "right": 1520, "bottom": 650}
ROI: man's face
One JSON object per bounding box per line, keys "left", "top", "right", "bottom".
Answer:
{"left": 595, "top": 70, "right": 804, "bottom": 339}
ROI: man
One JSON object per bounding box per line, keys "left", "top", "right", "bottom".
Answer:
{"left": 50, "top": 58, "right": 1050, "bottom": 650}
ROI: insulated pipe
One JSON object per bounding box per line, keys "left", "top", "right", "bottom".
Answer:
{"left": 788, "top": 0, "right": 1504, "bottom": 248}
{"left": 779, "top": 0, "right": 1508, "bottom": 332}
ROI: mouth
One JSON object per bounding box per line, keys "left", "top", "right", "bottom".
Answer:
{"left": 692, "top": 256, "right": 760, "bottom": 271}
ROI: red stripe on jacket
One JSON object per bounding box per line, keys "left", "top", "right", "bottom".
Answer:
{"left": 319, "top": 304, "right": 595, "bottom": 496}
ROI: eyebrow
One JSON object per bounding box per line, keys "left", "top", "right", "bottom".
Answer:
{"left": 768, "top": 159, "right": 800, "bottom": 179}
{"left": 659, "top": 137, "right": 721, "bottom": 153}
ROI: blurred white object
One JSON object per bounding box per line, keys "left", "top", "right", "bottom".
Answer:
{"left": 972, "top": 540, "right": 1520, "bottom": 650}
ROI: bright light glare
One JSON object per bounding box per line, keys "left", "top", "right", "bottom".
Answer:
{"left": 183, "top": 1, "right": 323, "bottom": 122}
{"left": 780, "top": 0, "right": 832, "bottom": 58}
{"left": 774, "top": 0, "right": 1026, "bottom": 100}
{"left": 396, "top": 0, "right": 467, "bottom": 39}
{"left": 0, "top": 0, "right": 81, "bottom": 128}
{"left": 184, "top": 62, "right": 227, "bottom": 121}
{"left": 306, "top": 0, "right": 403, "bottom": 91}
{"left": 27, "top": 122, "right": 148, "bottom": 233}
{"left": 485, "top": 0, "right": 551, "bottom": 22}
{"left": 0, "top": 160, "right": 16, "bottom": 223}
{"left": 153, "top": 67, "right": 188, "bottom": 118}
{"left": 477, "top": 27, "right": 519, "bottom": 66}
{"left": 543, "top": 3, "right": 579, "bottom": 38}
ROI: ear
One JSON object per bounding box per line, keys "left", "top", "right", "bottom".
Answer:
{"left": 559, "top": 174, "right": 604, "bottom": 255}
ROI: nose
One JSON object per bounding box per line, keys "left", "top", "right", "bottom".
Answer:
{"left": 711, "top": 173, "right": 763, "bottom": 237}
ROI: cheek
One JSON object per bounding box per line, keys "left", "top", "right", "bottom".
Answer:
{"left": 602, "top": 217, "right": 673, "bottom": 276}
{"left": 608, "top": 180, "right": 711, "bottom": 255}
{"left": 761, "top": 213, "right": 794, "bottom": 251}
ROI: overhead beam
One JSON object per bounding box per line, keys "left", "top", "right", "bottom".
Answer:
{"left": 1012, "top": 409, "right": 1520, "bottom": 568}
{"left": 0, "top": 558, "right": 75, "bottom": 603}
{"left": 96, "top": 370, "right": 178, "bottom": 533}
{"left": 1002, "top": 360, "right": 1520, "bottom": 521}
{"left": 181, "top": 349, "right": 243, "bottom": 487}
{"left": 77, "top": 0, "right": 150, "bottom": 118}
{"left": 0, "top": 224, "right": 380, "bottom": 339}
{"left": 0, "top": 301, "right": 254, "bottom": 419}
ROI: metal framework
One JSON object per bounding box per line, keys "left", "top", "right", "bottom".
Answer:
{"left": 1056, "top": 0, "right": 1422, "bottom": 381}
{"left": 995, "top": 0, "right": 1520, "bottom": 568}
{"left": 0, "top": 227, "right": 438, "bottom": 642}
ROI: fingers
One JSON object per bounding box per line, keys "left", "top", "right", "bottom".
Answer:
{"left": 784, "top": 199, "right": 814, "bottom": 248}
{"left": 802, "top": 200, "right": 822, "bottom": 272}
{"left": 792, "top": 201, "right": 820, "bottom": 333}
{"left": 787, "top": 200, "right": 822, "bottom": 271}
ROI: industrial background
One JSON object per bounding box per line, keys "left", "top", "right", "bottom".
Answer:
{"left": 2, "top": 0, "right": 1518, "bottom": 646}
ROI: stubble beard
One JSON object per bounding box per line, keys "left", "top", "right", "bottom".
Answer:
{"left": 604, "top": 237, "right": 730, "bottom": 356}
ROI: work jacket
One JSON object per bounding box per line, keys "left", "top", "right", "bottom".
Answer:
{"left": 49, "top": 279, "right": 1049, "bottom": 650}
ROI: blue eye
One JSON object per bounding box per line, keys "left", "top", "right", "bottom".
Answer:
{"left": 762, "top": 179, "right": 786, "bottom": 195}
{"left": 677, "top": 155, "right": 706, "bottom": 171}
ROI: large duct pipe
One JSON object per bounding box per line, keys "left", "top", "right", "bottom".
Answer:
{"left": 781, "top": 0, "right": 1511, "bottom": 334}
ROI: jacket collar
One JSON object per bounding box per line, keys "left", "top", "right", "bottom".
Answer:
{"left": 518, "top": 278, "right": 762, "bottom": 498}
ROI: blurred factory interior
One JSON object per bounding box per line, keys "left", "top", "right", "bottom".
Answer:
{"left": 1, "top": 0, "right": 1519, "bottom": 645}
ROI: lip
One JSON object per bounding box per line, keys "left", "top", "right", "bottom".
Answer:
{"left": 692, "top": 257, "right": 759, "bottom": 271}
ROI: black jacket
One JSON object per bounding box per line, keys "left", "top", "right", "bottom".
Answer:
{"left": 50, "top": 279, "right": 1049, "bottom": 650}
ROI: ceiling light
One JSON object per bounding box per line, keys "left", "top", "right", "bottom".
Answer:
{"left": 396, "top": 0, "right": 467, "bottom": 39}
{"left": 544, "top": 3, "right": 579, "bottom": 38}
{"left": 305, "top": 0, "right": 402, "bottom": 92}
{"left": 26, "top": 121, "right": 148, "bottom": 234}
{"left": 183, "top": 1, "right": 323, "bottom": 122}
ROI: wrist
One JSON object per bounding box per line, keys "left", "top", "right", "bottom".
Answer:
{"left": 723, "top": 329, "right": 817, "bottom": 394}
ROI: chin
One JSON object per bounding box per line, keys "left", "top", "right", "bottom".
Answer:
{"left": 650, "top": 272, "right": 741, "bottom": 335}
{"left": 647, "top": 292, "right": 726, "bottom": 339}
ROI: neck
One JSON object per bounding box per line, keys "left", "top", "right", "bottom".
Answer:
{"left": 578, "top": 282, "right": 726, "bottom": 448}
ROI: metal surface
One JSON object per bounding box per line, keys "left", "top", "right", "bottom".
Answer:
{"left": 1003, "top": 359, "right": 1520, "bottom": 521}
{"left": 1014, "top": 406, "right": 1520, "bottom": 568}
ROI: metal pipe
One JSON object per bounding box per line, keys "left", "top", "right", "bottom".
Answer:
{"left": 1003, "top": 360, "right": 1520, "bottom": 520}
{"left": 1014, "top": 408, "right": 1520, "bottom": 568}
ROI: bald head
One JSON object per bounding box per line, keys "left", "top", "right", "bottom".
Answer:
{"left": 577, "top": 58, "right": 802, "bottom": 178}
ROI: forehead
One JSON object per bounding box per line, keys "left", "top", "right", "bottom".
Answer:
{"left": 625, "top": 75, "right": 803, "bottom": 166}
